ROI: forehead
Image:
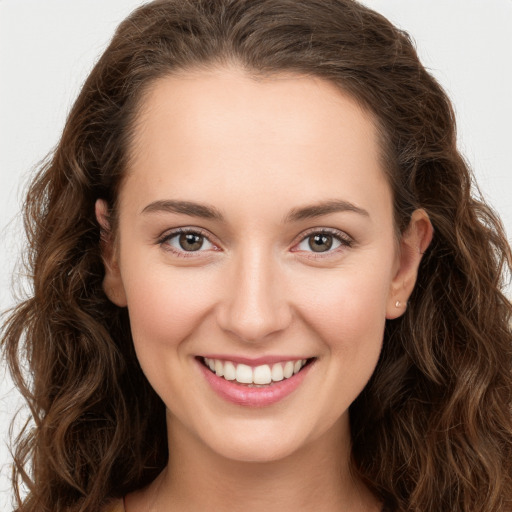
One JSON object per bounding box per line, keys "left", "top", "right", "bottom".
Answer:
{"left": 122, "top": 67, "right": 391, "bottom": 219}
{"left": 132, "top": 67, "right": 379, "bottom": 160}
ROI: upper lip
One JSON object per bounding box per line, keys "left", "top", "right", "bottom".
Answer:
{"left": 198, "top": 354, "right": 313, "bottom": 366}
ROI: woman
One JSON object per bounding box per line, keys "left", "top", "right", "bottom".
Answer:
{"left": 2, "top": 0, "right": 511, "bottom": 511}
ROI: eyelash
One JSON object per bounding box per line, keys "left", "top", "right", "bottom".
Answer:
{"left": 157, "top": 227, "right": 353, "bottom": 259}
{"left": 291, "top": 227, "right": 353, "bottom": 259}
{"left": 157, "top": 227, "right": 219, "bottom": 259}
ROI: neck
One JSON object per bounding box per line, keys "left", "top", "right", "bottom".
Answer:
{"left": 129, "top": 413, "right": 380, "bottom": 512}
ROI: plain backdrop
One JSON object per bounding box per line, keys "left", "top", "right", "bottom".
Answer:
{"left": 1, "top": 0, "right": 511, "bottom": 509}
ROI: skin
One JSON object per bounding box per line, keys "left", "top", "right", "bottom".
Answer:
{"left": 97, "top": 67, "right": 432, "bottom": 512}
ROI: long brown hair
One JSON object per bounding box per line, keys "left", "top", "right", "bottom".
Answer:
{"left": 2, "top": 1, "right": 511, "bottom": 511}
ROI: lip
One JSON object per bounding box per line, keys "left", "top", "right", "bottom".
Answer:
{"left": 197, "top": 356, "right": 315, "bottom": 407}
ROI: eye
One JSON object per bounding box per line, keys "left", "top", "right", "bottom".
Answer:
{"left": 301, "top": 233, "right": 339, "bottom": 253}
{"left": 159, "top": 228, "right": 216, "bottom": 255}
{"left": 293, "top": 229, "right": 352, "bottom": 255}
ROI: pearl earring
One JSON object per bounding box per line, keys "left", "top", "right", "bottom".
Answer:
{"left": 395, "top": 300, "right": 401, "bottom": 308}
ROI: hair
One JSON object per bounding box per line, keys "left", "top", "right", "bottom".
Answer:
{"left": 2, "top": 0, "right": 511, "bottom": 511}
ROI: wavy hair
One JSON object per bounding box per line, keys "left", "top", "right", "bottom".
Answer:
{"left": 2, "top": 1, "right": 511, "bottom": 511}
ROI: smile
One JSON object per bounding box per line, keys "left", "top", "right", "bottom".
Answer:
{"left": 203, "top": 357, "right": 310, "bottom": 386}
{"left": 198, "top": 356, "right": 316, "bottom": 407}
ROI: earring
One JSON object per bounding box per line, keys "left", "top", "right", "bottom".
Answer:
{"left": 395, "top": 300, "right": 401, "bottom": 308}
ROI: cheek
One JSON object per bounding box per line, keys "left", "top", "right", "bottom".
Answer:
{"left": 121, "top": 264, "right": 218, "bottom": 350}
{"left": 293, "top": 263, "right": 392, "bottom": 356}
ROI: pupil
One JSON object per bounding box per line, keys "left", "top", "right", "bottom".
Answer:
{"left": 179, "top": 233, "right": 204, "bottom": 251}
{"left": 309, "top": 234, "right": 333, "bottom": 252}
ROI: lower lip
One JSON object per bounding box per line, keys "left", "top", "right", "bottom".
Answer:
{"left": 198, "top": 359, "right": 314, "bottom": 407}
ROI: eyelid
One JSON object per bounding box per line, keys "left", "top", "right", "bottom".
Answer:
{"left": 157, "top": 226, "right": 221, "bottom": 257}
{"left": 155, "top": 225, "right": 353, "bottom": 259}
{"left": 290, "top": 227, "right": 353, "bottom": 256}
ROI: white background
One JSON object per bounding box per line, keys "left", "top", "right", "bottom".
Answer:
{"left": 1, "top": 0, "right": 511, "bottom": 509}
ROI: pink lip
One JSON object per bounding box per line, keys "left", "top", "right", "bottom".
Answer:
{"left": 197, "top": 358, "right": 314, "bottom": 407}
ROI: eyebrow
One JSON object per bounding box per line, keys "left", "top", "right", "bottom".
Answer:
{"left": 141, "top": 198, "right": 369, "bottom": 223}
{"left": 284, "top": 199, "right": 370, "bottom": 223}
{"left": 141, "top": 200, "right": 225, "bottom": 220}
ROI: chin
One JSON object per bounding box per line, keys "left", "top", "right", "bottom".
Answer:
{"left": 214, "top": 439, "right": 300, "bottom": 464}
{"left": 201, "top": 423, "right": 309, "bottom": 464}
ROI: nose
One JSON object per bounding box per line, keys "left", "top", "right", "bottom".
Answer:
{"left": 216, "top": 246, "right": 292, "bottom": 343}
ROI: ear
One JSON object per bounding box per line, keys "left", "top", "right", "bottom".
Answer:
{"left": 95, "top": 199, "right": 127, "bottom": 307}
{"left": 386, "top": 209, "right": 433, "bottom": 319}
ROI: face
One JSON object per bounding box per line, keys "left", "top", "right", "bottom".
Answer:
{"left": 98, "top": 67, "right": 430, "bottom": 464}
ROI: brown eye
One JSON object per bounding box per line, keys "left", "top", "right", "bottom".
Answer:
{"left": 308, "top": 234, "right": 333, "bottom": 252}
{"left": 179, "top": 233, "right": 205, "bottom": 251}
{"left": 294, "top": 230, "right": 349, "bottom": 255}
{"left": 161, "top": 230, "right": 215, "bottom": 254}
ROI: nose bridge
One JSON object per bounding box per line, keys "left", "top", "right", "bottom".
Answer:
{"left": 217, "top": 242, "right": 291, "bottom": 342}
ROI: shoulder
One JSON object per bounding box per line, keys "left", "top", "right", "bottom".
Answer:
{"left": 103, "top": 498, "right": 124, "bottom": 512}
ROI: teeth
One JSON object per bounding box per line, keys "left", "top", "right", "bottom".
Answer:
{"left": 283, "top": 361, "right": 294, "bottom": 379}
{"left": 224, "top": 361, "right": 236, "bottom": 381}
{"left": 214, "top": 359, "right": 224, "bottom": 377}
{"left": 253, "top": 364, "right": 272, "bottom": 385}
{"left": 203, "top": 357, "right": 309, "bottom": 385}
{"left": 271, "top": 363, "right": 284, "bottom": 382}
{"left": 236, "top": 364, "right": 253, "bottom": 384}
